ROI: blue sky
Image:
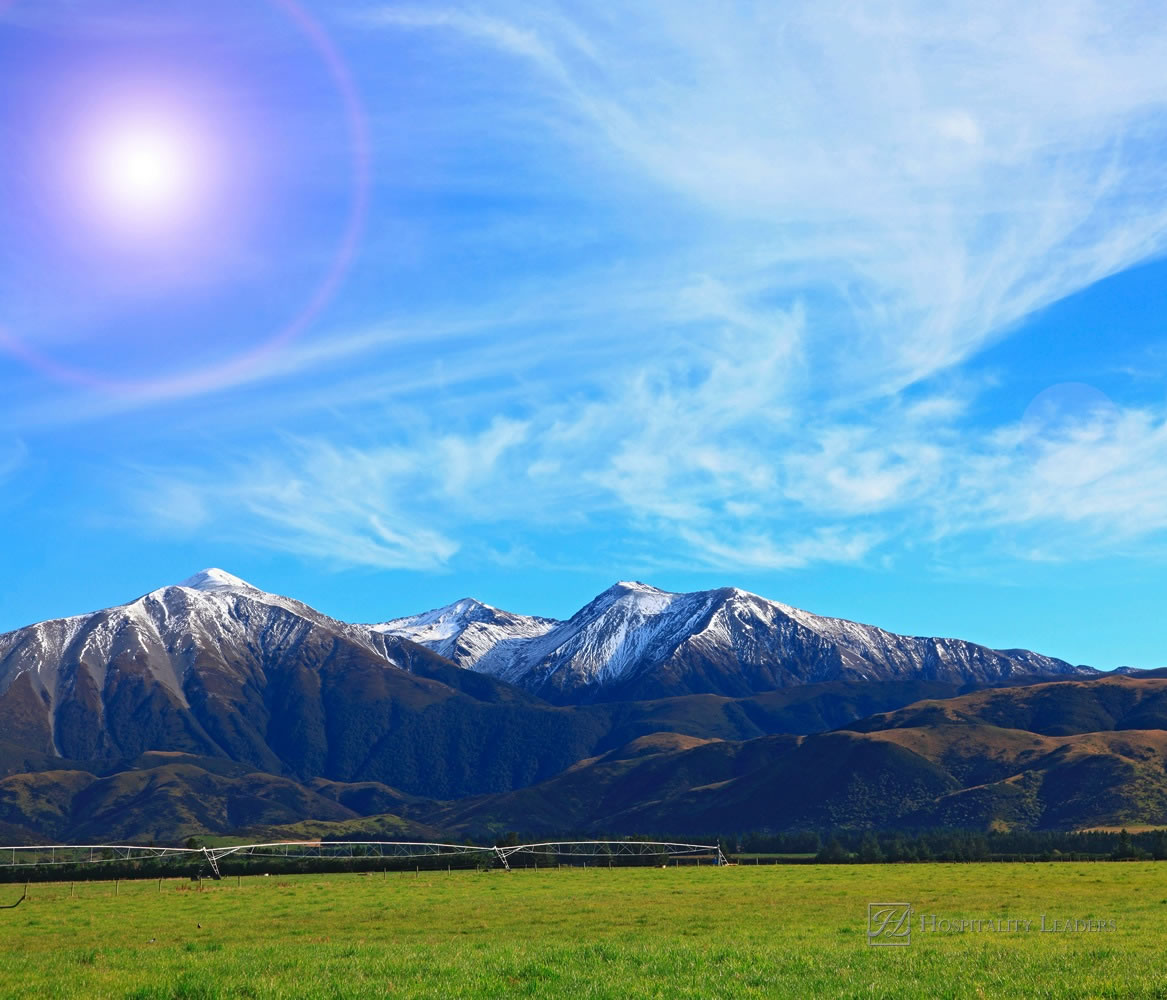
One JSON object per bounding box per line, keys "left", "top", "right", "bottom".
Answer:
{"left": 1, "top": 1, "right": 1166, "bottom": 668}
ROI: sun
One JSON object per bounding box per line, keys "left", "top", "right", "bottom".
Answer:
{"left": 80, "top": 110, "right": 211, "bottom": 237}
{"left": 94, "top": 123, "right": 189, "bottom": 214}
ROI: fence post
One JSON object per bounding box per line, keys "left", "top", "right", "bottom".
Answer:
{"left": 115, "top": 880, "right": 119, "bottom": 897}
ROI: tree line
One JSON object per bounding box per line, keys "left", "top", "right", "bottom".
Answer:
{"left": 725, "top": 828, "right": 1167, "bottom": 862}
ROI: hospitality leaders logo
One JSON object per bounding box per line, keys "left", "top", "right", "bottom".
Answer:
{"left": 867, "top": 902, "right": 1117, "bottom": 946}
{"left": 867, "top": 903, "right": 912, "bottom": 946}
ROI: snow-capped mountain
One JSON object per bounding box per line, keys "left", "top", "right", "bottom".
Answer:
{"left": 0, "top": 568, "right": 394, "bottom": 715}
{"left": 372, "top": 599, "right": 556, "bottom": 669}
{"left": 0, "top": 569, "right": 497, "bottom": 772}
{"left": 376, "top": 581, "right": 1096, "bottom": 702}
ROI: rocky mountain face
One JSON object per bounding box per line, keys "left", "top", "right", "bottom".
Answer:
{"left": 377, "top": 580, "right": 1096, "bottom": 702}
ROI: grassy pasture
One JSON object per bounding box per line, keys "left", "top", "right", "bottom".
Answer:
{"left": 0, "top": 863, "right": 1164, "bottom": 998}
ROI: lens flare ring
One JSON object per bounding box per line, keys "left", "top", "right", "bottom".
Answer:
{"left": 0, "top": 0, "right": 370, "bottom": 397}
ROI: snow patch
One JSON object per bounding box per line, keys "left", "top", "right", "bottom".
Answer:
{"left": 178, "top": 568, "right": 258, "bottom": 592}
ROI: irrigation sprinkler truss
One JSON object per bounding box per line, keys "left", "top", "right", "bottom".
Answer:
{"left": 491, "top": 841, "right": 726, "bottom": 870}
{"left": 0, "top": 840, "right": 726, "bottom": 878}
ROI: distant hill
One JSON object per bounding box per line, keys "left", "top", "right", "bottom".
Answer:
{"left": 846, "top": 675, "right": 1167, "bottom": 736}
{"left": 0, "top": 755, "right": 445, "bottom": 844}
{"left": 412, "top": 675, "right": 1167, "bottom": 837}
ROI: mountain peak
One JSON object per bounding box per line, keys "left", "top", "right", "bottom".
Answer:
{"left": 609, "top": 580, "right": 669, "bottom": 595}
{"left": 371, "top": 595, "right": 556, "bottom": 667}
{"left": 178, "top": 568, "right": 258, "bottom": 593}
{"left": 445, "top": 597, "right": 492, "bottom": 615}
{"left": 386, "top": 597, "right": 497, "bottom": 630}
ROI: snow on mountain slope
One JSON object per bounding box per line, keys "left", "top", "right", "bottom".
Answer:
{"left": 476, "top": 582, "right": 721, "bottom": 689}
{"left": 0, "top": 569, "right": 419, "bottom": 760}
{"left": 178, "top": 568, "right": 260, "bottom": 592}
{"left": 0, "top": 568, "right": 391, "bottom": 700}
{"left": 372, "top": 599, "right": 556, "bottom": 668}
{"left": 373, "top": 582, "right": 701, "bottom": 686}
{"left": 377, "top": 581, "right": 1096, "bottom": 702}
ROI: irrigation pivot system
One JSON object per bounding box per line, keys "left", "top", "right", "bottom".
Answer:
{"left": 0, "top": 840, "right": 726, "bottom": 880}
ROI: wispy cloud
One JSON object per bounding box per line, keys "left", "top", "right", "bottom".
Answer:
{"left": 950, "top": 406, "right": 1167, "bottom": 550}
{"left": 129, "top": 418, "right": 534, "bottom": 571}
{"left": 364, "top": 0, "right": 1167, "bottom": 395}
{"left": 107, "top": 2, "right": 1167, "bottom": 577}
{"left": 122, "top": 316, "right": 1167, "bottom": 575}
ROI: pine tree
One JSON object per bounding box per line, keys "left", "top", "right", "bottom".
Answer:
{"left": 858, "top": 833, "right": 884, "bottom": 863}
{"left": 1151, "top": 830, "right": 1167, "bottom": 861}
{"left": 816, "top": 837, "right": 849, "bottom": 863}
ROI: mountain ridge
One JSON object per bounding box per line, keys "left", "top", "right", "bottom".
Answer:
{"left": 376, "top": 578, "right": 1096, "bottom": 701}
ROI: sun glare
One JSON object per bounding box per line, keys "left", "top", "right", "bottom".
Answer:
{"left": 81, "top": 112, "right": 209, "bottom": 236}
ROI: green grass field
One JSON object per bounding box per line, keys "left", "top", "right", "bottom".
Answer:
{"left": 1, "top": 863, "right": 1164, "bottom": 999}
